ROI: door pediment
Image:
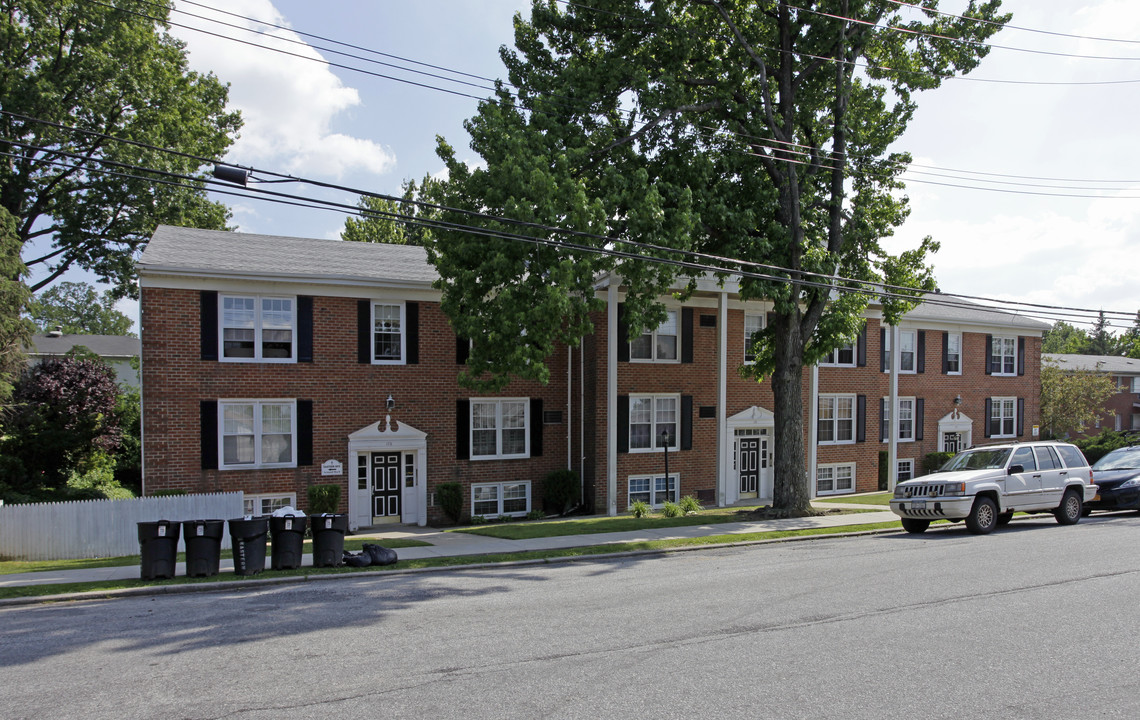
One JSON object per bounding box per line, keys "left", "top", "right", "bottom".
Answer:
{"left": 727, "top": 406, "right": 775, "bottom": 427}
{"left": 348, "top": 415, "right": 426, "bottom": 452}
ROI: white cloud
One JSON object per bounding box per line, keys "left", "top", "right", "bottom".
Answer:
{"left": 171, "top": 0, "right": 395, "bottom": 178}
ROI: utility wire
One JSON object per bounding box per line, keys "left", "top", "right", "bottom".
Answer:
{"left": 4, "top": 134, "right": 1135, "bottom": 329}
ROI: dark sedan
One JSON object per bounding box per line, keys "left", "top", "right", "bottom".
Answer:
{"left": 1085, "top": 446, "right": 1140, "bottom": 513}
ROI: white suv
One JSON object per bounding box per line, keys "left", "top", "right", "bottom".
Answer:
{"left": 890, "top": 441, "right": 1095, "bottom": 535}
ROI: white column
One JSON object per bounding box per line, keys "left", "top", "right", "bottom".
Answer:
{"left": 717, "top": 291, "right": 728, "bottom": 506}
{"left": 607, "top": 281, "right": 618, "bottom": 516}
{"left": 417, "top": 447, "right": 428, "bottom": 527}
{"left": 809, "top": 363, "right": 819, "bottom": 499}
{"left": 888, "top": 325, "right": 900, "bottom": 492}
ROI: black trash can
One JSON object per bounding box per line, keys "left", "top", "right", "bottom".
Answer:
{"left": 182, "top": 519, "right": 225, "bottom": 577}
{"left": 269, "top": 514, "right": 307, "bottom": 570}
{"left": 228, "top": 516, "right": 269, "bottom": 576}
{"left": 138, "top": 520, "right": 181, "bottom": 580}
{"left": 310, "top": 514, "right": 347, "bottom": 568}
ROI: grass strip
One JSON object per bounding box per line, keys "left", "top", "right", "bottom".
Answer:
{"left": 0, "top": 537, "right": 430, "bottom": 576}
{"left": 454, "top": 505, "right": 880, "bottom": 540}
{"left": 0, "top": 521, "right": 903, "bottom": 600}
{"left": 813, "top": 492, "right": 893, "bottom": 506}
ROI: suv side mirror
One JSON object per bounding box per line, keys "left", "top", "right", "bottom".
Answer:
{"left": 1008, "top": 464, "right": 1024, "bottom": 475}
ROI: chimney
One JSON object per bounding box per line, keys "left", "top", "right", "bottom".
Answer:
{"left": 47, "top": 325, "right": 63, "bottom": 338}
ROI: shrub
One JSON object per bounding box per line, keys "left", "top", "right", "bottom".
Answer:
{"left": 496, "top": 514, "right": 513, "bottom": 523}
{"left": 1075, "top": 430, "right": 1134, "bottom": 464}
{"left": 307, "top": 483, "right": 341, "bottom": 514}
{"left": 542, "top": 469, "right": 580, "bottom": 515}
{"left": 878, "top": 450, "right": 888, "bottom": 490}
{"left": 679, "top": 495, "right": 703, "bottom": 514}
{"left": 151, "top": 488, "right": 186, "bottom": 497}
{"left": 526, "top": 509, "right": 546, "bottom": 521}
{"left": 469, "top": 514, "right": 487, "bottom": 525}
{"left": 661, "top": 500, "right": 682, "bottom": 518}
{"left": 435, "top": 482, "right": 463, "bottom": 524}
{"left": 923, "top": 452, "right": 954, "bottom": 475}
{"left": 629, "top": 500, "right": 651, "bottom": 518}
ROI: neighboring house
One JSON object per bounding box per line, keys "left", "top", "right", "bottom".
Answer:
{"left": 28, "top": 331, "right": 141, "bottom": 388}
{"left": 1043, "top": 354, "right": 1140, "bottom": 435}
{"left": 138, "top": 225, "right": 1046, "bottom": 528}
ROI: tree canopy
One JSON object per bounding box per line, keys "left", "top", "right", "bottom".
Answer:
{"left": 341, "top": 178, "right": 438, "bottom": 246}
{"left": 1042, "top": 321, "right": 1090, "bottom": 355}
{"left": 1039, "top": 360, "right": 1117, "bottom": 439}
{"left": 29, "top": 281, "right": 134, "bottom": 335}
{"left": 0, "top": 0, "right": 241, "bottom": 298}
{"left": 429, "top": 0, "right": 1007, "bottom": 512}
{"left": 0, "top": 207, "right": 32, "bottom": 403}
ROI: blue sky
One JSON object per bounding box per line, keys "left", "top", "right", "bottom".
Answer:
{"left": 31, "top": 0, "right": 1140, "bottom": 333}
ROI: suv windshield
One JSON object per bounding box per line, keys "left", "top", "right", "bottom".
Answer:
{"left": 1092, "top": 447, "right": 1140, "bottom": 471}
{"left": 942, "top": 448, "right": 1013, "bottom": 471}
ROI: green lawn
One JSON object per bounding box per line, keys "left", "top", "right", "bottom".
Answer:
{"left": 0, "top": 520, "right": 903, "bottom": 600}
{"left": 813, "top": 492, "right": 893, "bottom": 506}
{"left": 0, "top": 537, "right": 430, "bottom": 576}
{"left": 452, "top": 504, "right": 878, "bottom": 540}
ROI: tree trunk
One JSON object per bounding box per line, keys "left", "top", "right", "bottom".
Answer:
{"left": 770, "top": 311, "right": 812, "bottom": 514}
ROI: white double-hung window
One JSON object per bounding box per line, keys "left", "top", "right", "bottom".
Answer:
{"left": 471, "top": 399, "right": 529, "bottom": 459}
{"left": 945, "top": 333, "right": 961, "bottom": 374}
{"left": 989, "top": 397, "right": 1016, "bottom": 438}
{"left": 882, "top": 397, "right": 916, "bottom": 442}
{"left": 220, "top": 400, "right": 296, "bottom": 469}
{"left": 816, "top": 463, "right": 855, "bottom": 496}
{"left": 743, "top": 312, "right": 765, "bottom": 363}
{"left": 629, "top": 394, "right": 679, "bottom": 451}
{"left": 372, "top": 302, "right": 405, "bottom": 363}
{"left": 631, "top": 310, "right": 678, "bottom": 361}
{"left": 818, "top": 395, "right": 855, "bottom": 444}
{"left": 883, "top": 329, "right": 916, "bottom": 373}
{"left": 990, "top": 336, "right": 1017, "bottom": 376}
{"left": 221, "top": 295, "right": 295, "bottom": 361}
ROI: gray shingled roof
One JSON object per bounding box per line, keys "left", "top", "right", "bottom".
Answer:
{"left": 29, "top": 334, "right": 140, "bottom": 358}
{"left": 902, "top": 294, "right": 1050, "bottom": 331}
{"left": 1044, "top": 353, "right": 1140, "bottom": 374}
{"left": 139, "top": 225, "right": 437, "bottom": 287}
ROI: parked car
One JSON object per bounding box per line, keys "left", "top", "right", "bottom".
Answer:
{"left": 889, "top": 441, "right": 1095, "bottom": 535}
{"left": 1084, "top": 446, "right": 1140, "bottom": 513}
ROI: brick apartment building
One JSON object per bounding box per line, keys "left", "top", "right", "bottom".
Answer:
{"left": 138, "top": 226, "right": 1046, "bottom": 528}
{"left": 1043, "top": 354, "right": 1140, "bottom": 436}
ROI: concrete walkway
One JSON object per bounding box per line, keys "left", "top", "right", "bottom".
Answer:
{"left": 0, "top": 503, "right": 898, "bottom": 590}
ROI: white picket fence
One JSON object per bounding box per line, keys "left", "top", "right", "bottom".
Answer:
{"left": 0, "top": 493, "right": 245, "bottom": 561}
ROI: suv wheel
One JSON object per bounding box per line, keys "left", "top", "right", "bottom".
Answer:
{"left": 901, "top": 518, "right": 930, "bottom": 534}
{"left": 966, "top": 497, "right": 998, "bottom": 534}
{"left": 1055, "top": 488, "right": 1082, "bottom": 525}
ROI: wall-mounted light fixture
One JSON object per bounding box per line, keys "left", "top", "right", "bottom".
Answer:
{"left": 386, "top": 394, "right": 395, "bottom": 411}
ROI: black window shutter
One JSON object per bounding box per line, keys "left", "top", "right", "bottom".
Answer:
{"left": 880, "top": 398, "right": 887, "bottom": 442}
{"left": 406, "top": 302, "right": 419, "bottom": 364}
{"left": 200, "top": 400, "right": 218, "bottom": 470}
{"left": 530, "top": 398, "right": 543, "bottom": 457}
{"left": 680, "top": 395, "right": 693, "bottom": 450}
{"left": 1016, "top": 398, "right": 1025, "bottom": 437}
{"left": 297, "top": 400, "right": 313, "bottom": 466}
{"left": 456, "top": 399, "right": 470, "bottom": 460}
{"left": 941, "top": 331, "right": 949, "bottom": 374}
{"left": 617, "top": 303, "right": 629, "bottom": 362}
{"left": 856, "top": 395, "right": 866, "bottom": 442}
{"left": 984, "top": 334, "right": 993, "bottom": 375}
{"left": 1017, "top": 337, "right": 1025, "bottom": 376}
{"left": 916, "top": 330, "right": 926, "bottom": 374}
{"left": 617, "top": 395, "right": 630, "bottom": 453}
{"left": 681, "top": 308, "right": 694, "bottom": 364}
{"left": 200, "top": 291, "right": 218, "bottom": 361}
{"left": 880, "top": 328, "right": 887, "bottom": 372}
{"left": 857, "top": 323, "right": 867, "bottom": 367}
{"left": 298, "top": 296, "right": 314, "bottom": 363}
{"left": 984, "top": 398, "right": 993, "bottom": 437}
{"left": 915, "top": 398, "right": 925, "bottom": 441}
{"left": 357, "top": 300, "right": 371, "bottom": 364}
{"left": 456, "top": 337, "right": 469, "bottom": 364}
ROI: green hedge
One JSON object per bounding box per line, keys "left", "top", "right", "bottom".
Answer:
{"left": 436, "top": 482, "right": 463, "bottom": 524}
{"left": 542, "top": 469, "right": 580, "bottom": 515}
{"left": 307, "top": 484, "right": 341, "bottom": 514}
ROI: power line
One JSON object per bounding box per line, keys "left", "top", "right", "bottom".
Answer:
{"left": 5, "top": 130, "right": 1135, "bottom": 330}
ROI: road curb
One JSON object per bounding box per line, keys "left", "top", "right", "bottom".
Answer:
{"left": 0, "top": 526, "right": 900, "bottom": 608}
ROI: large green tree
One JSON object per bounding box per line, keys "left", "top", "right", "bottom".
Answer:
{"left": 0, "top": 0, "right": 241, "bottom": 297}
{"left": 29, "top": 280, "right": 134, "bottom": 335}
{"left": 1041, "top": 321, "right": 1090, "bottom": 355}
{"left": 429, "top": 0, "right": 1006, "bottom": 513}
{"left": 1039, "top": 360, "right": 1117, "bottom": 439}
{"left": 341, "top": 178, "right": 438, "bottom": 247}
{"left": 0, "top": 206, "right": 32, "bottom": 403}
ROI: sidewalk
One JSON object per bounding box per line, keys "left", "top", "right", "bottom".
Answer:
{"left": 0, "top": 503, "right": 898, "bottom": 591}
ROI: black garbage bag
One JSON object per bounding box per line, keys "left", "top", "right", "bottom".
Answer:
{"left": 342, "top": 550, "right": 372, "bottom": 567}
{"left": 363, "top": 543, "right": 398, "bottom": 566}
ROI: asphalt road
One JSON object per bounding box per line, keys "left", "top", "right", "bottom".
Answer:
{"left": 3, "top": 514, "right": 1140, "bottom": 720}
